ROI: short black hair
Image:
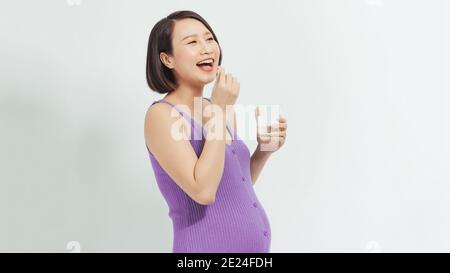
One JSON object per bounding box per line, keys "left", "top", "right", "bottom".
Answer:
{"left": 146, "top": 10, "right": 223, "bottom": 94}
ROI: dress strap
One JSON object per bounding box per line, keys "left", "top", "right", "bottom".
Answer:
{"left": 151, "top": 99, "right": 202, "bottom": 141}
{"left": 151, "top": 97, "right": 235, "bottom": 140}
{"left": 151, "top": 99, "right": 193, "bottom": 125}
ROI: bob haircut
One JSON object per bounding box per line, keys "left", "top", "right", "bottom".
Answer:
{"left": 146, "top": 10, "right": 223, "bottom": 94}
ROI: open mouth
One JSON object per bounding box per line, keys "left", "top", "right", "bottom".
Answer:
{"left": 196, "top": 58, "right": 214, "bottom": 69}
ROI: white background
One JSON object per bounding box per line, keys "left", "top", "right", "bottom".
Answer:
{"left": 0, "top": 0, "right": 449, "bottom": 252}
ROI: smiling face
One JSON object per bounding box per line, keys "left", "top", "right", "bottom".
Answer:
{"left": 160, "top": 18, "right": 221, "bottom": 88}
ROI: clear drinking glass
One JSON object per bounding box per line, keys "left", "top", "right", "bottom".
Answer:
{"left": 256, "top": 104, "right": 281, "bottom": 151}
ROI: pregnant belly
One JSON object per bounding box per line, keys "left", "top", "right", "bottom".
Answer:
{"left": 172, "top": 205, "right": 271, "bottom": 253}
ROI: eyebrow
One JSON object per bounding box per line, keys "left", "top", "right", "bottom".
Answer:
{"left": 181, "top": 31, "right": 212, "bottom": 41}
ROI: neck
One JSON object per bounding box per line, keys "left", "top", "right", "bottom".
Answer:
{"left": 164, "top": 82, "right": 205, "bottom": 111}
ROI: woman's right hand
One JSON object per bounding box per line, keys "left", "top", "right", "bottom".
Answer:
{"left": 210, "top": 67, "right": 240, "bottom": 110}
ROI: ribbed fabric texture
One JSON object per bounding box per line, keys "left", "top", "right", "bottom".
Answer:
{"left": 145, "top": 97, "right": 271, "bottom": 253}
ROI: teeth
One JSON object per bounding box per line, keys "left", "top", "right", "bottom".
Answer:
{"left": 197, "top": 58, "right": 213, "bottom": 65}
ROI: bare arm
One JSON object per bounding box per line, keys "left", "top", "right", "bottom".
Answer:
{"left": 145, "top": 103, "right": 228, "bottom": 205}
{"left": 192, "top": 107, "right": 228, "bottom": 203}
{"left": 250, "top": 147, "right": 272, "bottom": 186}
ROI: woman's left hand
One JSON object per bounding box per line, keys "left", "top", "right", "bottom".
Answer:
{"left": 255, "top": 107, "right": 288, "bottom": 154}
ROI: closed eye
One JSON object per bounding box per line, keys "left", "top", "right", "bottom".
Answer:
{"left": 188, "top": 37, "right": 214, "bottom": 44}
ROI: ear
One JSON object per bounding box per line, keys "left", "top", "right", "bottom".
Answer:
{"left": 160, "top": 52, "right": 174, "bottom": 69}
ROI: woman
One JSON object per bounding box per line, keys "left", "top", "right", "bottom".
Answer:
{"left": 144, "top": 10, "right": 287, "bottom": 253}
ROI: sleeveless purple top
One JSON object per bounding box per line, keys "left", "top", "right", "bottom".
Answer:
{"left": 145, "top": 97, "right": 271, "bottom": 253}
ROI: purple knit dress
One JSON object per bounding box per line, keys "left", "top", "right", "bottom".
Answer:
{"left": 146, "top": 97, "right": 271, "bottom": 253}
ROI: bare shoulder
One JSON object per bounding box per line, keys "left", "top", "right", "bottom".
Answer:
{"left": 145, "top": 102, "right": 171, "bottom": 132}
{"left": 145, "top": 101, "right": 179, "bottom": 124}
{"left": 144, "top": 102, "right": 186, "bottom": 148}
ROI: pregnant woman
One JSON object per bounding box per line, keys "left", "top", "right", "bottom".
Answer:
{"left": 144, "top": 10, "right": 288, "bottom": 252}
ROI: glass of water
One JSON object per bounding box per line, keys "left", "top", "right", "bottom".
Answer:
{"left": 256, "top": 104, "right": 281, "bottom": 138}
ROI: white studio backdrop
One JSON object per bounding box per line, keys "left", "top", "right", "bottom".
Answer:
{"left": 0, "top": 0, "right": 449, "bottom": 252}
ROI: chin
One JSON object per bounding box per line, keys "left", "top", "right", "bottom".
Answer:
{"left": 197, "top": 74, "right": 215, "bottom": 85}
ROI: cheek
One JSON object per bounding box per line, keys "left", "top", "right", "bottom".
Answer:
{"left": 213, "top": 44, "right": 221, "bottom": 57}
{"left": 180, "top": 52, "right": 198, "bottom": 69}
{"left": 174, "top": 47, "right": 195, "bottom": 62}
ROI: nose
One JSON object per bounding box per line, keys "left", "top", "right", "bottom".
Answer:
{"left": 200, "top": 39, "right": 213, "bottom": 54}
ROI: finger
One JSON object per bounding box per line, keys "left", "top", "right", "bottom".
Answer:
{"left": 258, "top": 135, "right": 272, "bottom": 143}
{"left": 230, "top": 74, "right": 235, "bottom": 86}
{"left": 277, "top": 122, "right": 287, "bottom": 131}
{"left": 219, "top": 67, "right": 226, "bottom": 85}
{"left": 278, "top": 115, "right": 286, "bottom": 122}
{"left": 216, "top": 66, "right": 221, "bottom": 77}
{"left": 266, "top": 123, "right": 280, "bottom": 132}
{"left": 215, "top": 66, "right": 221, "bottom": 84}
{"left": 255, "top": 106, "right": 260, "bottom": 123}
{"left": 228, "top": 73, "right": 234, "bottom": 86}
{"left": 267, "top": 125, "right": 280, "bottom": 132}
{"left": 224, "top": 71, "right": 230, "bottom": 85}
{"left": 259, "top": 136, "right": 282, "bottom": 144}
{"left": 232, "top": 78, "right": 239, "bottom": 94}
{"left": 258, "top": 124, "right": 273, "bottom": 135}
{"left": 259, "top": 131, "right": 286, "bottom": 137}
{"left": 268, "top": 120, "right": 287, "bottom": 132}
